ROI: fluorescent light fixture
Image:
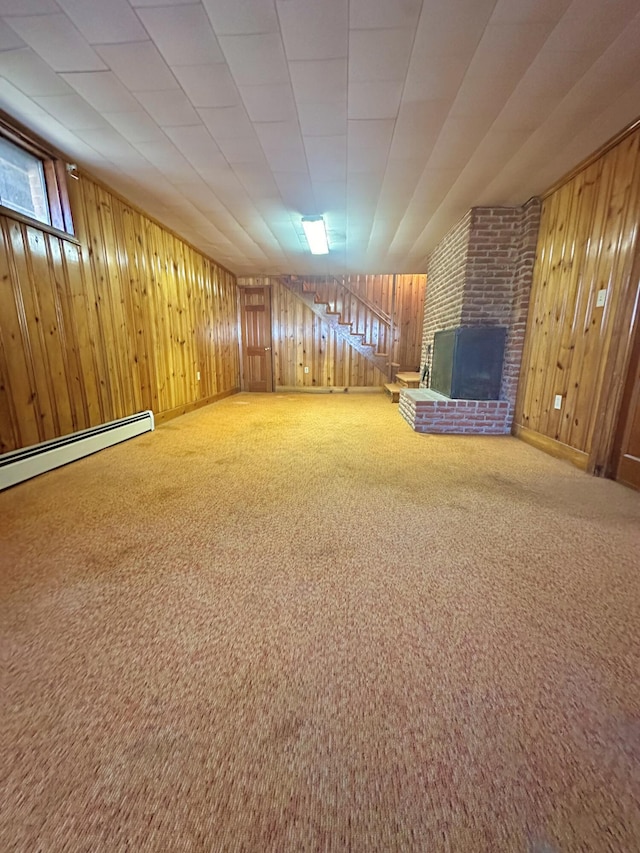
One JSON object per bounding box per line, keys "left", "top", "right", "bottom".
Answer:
{"left": 301, "top": 216, "right": 329, "bottom": 254}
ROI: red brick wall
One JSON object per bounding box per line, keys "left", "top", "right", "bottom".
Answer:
{"left": 503, "top": 199, "right": 541, "bottom": 409}
{"left": 399, "top": 392, "right": 511, "bottom": 434}
{"left": 420, "top": 211, "right": 471, "bottom": 378}
{"left": 419, "top": 201, "right": 541, "bottom": 426}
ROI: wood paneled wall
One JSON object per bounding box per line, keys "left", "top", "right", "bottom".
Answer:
{"left": 238, "top": 274, "right": 425, "bottom": 389}
{"left": 0, "top": 174, "right": 239, "bottom": 454}
{"left": 270, "top": 278, "right": 387, "bottom": 388}
{"left": 392, "top": 274, "right": 427, "bottom": 373}
{"left": 309, "top": 274, "right": 425, "bottom": 373}
{"left": 515, "top": 126, "right": 640, "bottom": 471}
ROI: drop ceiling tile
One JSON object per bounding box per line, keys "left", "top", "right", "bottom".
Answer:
{"left": 218, "top": 33, "right": 288, "bottom": 86}
{"left": 0, "top": 19, "right": 24, "bottom": 50}
{"left": 0, "top": 0, "right": 59, "bottom": 12}
{"left": 61, "top": 71, "right": 140, "bottom": 111}
{"left": 311, "top": 180, "right": 346, "bottom": 214}
{"left": 449, "top": 87, "right": 511, "bottom": 120}
{"left": 33, "top": 93, "right": 109, "bottom": 130}
{"left": 135, "top": 140, "right": 200, "bottom": 181}
{"left": 6, "top": 14, "right": 106, "bottom": 72}
{"left": 474, "top": 21, "right": 556, "bottom": 79}
{"left": 304, "top": 135, "right": 346, "bottom": 182}
{"left": 272, "top": 171, "right": 315, "bottom": 212}
{"left": 0, "top": 47, "right": 73, "bottom": 95}
{"left": 136, "top": 4, "right": 224, "bottom": 66}
{"left": 134, "top": 89, "right": 200, "bottom": 126}
{"left": 172, "top": 179, "right": 225, "bottom": 213}
{"left": 103, "top": 110, "right": 167, "bottom": 143}
{"left": 349, "top": 28, "right": 414, "bottom": 82}
{"left": 491, "top": 96, "right": 556, "bottom": 134}
{"left": 0, "top": 76, "right": 60, "bottom": 122}
{"left": 75, "top": 127, "right": 141, "bottom": 160}
{"left": 388, "top": 100, "right": 450, "bottom": 159}
{"left": 403, "top": 53, "right": 470, "bottom": 102}
{"left": 239, "top": 83, "right": 296, "bottom": 122}
{"left": 544, "top": 2, "right": 638, "bottom": 54}
{"left": 515, "top": 51, "right": 592, "bottom": 100}
{"left": 255, "top": 121, "right": 308, "bottom": 172}
{"left": 172, "top": 64, "right": 239, "bottom": 109}
{"left": 233, "top": 163, "right": 280, "bottom": 198}
{"left": 490, "top": 0, "right": 572, "bottom": 24}
{"left": 216, "top": 134, "right": 266, "bottom": 164}
{"left": 277, "top": 0, "right": 348, "bottom": 61}
{"left": 56, "top": 0, "right": 147, "bottom": 45}
{"left": 200, "top": 166, "right": 244, "bottom": 195}
{"left": 413, "top": 0, "right": 496, "bottom": 57}
{"left": 289, "top": 58, "right": 346, "bottom": 105}
{"left": 96, "top": 42, "right": 178, "bottom": 91}
{"left": 349, "top": 0, "right": 422, "bottom": 29}
{"left": 347, "top": 146, "right": 388, "bottom": 175}
{"left": 163, "top": 124, "right": 227, "bottom": 170}
{"left": 348, "top": 80, "right": 403, "bottom": 119}
{"left": 130, "top": 0, "right": 194, "bottom": 6}
{"left": 425, "top": 118, "right": 482, "bottom": 171}
{"left": 251, "top": 197, "right": 289, "bottom": 221}
{"left": 201, "top": 0, "right": 279, "bottom": 35}
{"left": 199, "top": 104, "right": 254, "bottom": 138}
{"left": 347, "top": 118, "right": 394, "bottom": 150}
{"left": 297, "top": 102, "right": 347, "bottom": 137}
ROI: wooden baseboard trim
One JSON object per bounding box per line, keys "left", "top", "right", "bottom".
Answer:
{"left": 154, "top": 388, "right": 240, "bottom": 425}
{"left": 275, "top": 385, "right": 384, "bottom": 394}
{"left": 512, "top": 424, "right": 590, "bottom": 470}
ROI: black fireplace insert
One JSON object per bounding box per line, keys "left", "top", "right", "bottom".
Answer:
{"left": 431, "top": 326, "right": 506, "bottom": 400}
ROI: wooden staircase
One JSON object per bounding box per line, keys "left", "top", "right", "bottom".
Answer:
{"left": 279, "top": 275, "right": 391, "bottom": 375}
{"left": 384, "top": 371, "right": 422, "bottom": 403}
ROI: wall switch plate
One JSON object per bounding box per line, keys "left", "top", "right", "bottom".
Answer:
{"left": 596, "top": 288, "right": 607, "bottom": 307}
{"left": 196, "top": 371, "right": 201, "bottom": 380}
{"left": 304, "top": 366, "right": 309, "bottom": 374}
{"left": 554, "top": 394, "right": 562, "bottom": 409}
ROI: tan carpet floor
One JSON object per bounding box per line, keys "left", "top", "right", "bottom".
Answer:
{"left": 2, "top": 392, "right": 640, "bottom": 853}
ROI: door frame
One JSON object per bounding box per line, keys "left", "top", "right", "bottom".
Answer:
{"left": 591, "top": 236, "right": 640, "bottom": 477}
{"left": 610, "top": 293, "right": 640, "bottom": 485}
{"left": 237, "top": 283, "right": 274, "bottom": 392}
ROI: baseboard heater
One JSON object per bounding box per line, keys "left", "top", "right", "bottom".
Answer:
{"left": 0, "top": 410, "right": 154, "bottom": 492}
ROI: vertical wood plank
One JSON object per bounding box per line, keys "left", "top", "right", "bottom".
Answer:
{"left": 516, "top": 124, "right": 640, "bottom": 469}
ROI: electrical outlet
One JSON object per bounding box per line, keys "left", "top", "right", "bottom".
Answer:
{"left": 554, "top": 394, "right": 562, "bottom": 410}
{"left": 304, "top": 366, "right": 309, "bottom": 374}
{"left": 196, "top": 371, "right": 201, "bottom": 380}
{"left": 596, "top": 288, "right": 607, "bottom": 308}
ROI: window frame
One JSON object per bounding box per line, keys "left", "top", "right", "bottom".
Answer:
{"left": 0, "top": 113, "right": 76, "bottom": 240}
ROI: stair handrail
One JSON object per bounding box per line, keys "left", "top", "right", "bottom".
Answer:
{"left": 300, "top": 275, "right": 392, "bottom": 328}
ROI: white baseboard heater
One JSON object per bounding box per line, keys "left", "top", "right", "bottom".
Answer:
{"left": 0, "top": 410, "right": 155, "bottom": 492}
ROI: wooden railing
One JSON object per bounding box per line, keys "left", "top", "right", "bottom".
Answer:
{"left": 298, "top": 275, "right": 394, "bottom": 358}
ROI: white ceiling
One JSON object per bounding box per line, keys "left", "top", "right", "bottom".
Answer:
{"left": 0, "top": 0, "right": 639, "bottom": 276}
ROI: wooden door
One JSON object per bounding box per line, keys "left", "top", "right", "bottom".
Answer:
{"left": 614, "top": 312, "right": 640, "bottom": 489}
{"left": 239, "top": 286, "right": 274, "bottom": 392}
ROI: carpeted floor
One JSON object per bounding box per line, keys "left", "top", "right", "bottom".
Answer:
{"left": 2, "top": 392, "right": 640, "bottom": 853}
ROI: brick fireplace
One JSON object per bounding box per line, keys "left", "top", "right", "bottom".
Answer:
{"left": 400, "top": 200, "right": 540, "bottom": 435}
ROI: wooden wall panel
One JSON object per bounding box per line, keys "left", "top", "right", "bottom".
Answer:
{"left": 270, "top": 279, "right": 387, "bottom": 388}
{"left": 240, "top": 273, "right": 425, "bottom": 388}
{"left": 515, "top": 127, "right": 640, "bottom": 468}
{"left": 394, "top": 274, "right": 426, "bottom": 372}
{"left": 0, "top": 173, "right": 239, "bottom": 454}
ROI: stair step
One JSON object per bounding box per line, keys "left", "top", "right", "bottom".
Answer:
{"left": 395, "top": 371, "right": 421, "bottom": 388}
{"left": 384, "top": 383, "right": 401, "bottom": 403}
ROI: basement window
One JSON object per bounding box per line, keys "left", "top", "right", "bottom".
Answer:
{"left": 0, "top": 135, "right": 50, "bottom": 223}
{"left": 0, "top": 125, "right": 74, "bottom": 236}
